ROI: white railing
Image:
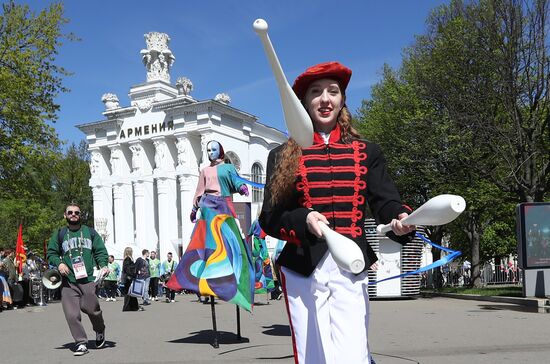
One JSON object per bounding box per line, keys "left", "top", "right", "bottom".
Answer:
{"left": 421, "top": 262, "right": 522, "bottom": 288}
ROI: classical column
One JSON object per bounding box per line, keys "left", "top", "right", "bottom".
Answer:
{"left": 89, "top": 148, "right": 116, "bottom": 255}
{"left": 132, "top": 180, "right": 156, "bottom": 251}
{"left": 92, "top": 185, "right": 113, "bottom": 244}
{"left": 110, "top": 145, "right": 134, "bottom": 248}
{"left": 130, "top": 142, "right": 157, "bottom": 252}
{"left": 175, "top": 134, "right": 199, "bottom": 251}
{"left": 156, "top": 176, "right": 178, "bottom": 258}
{"left": 153, "top": 137, "right": 178, "bottom": 258}
{"left": 178, "top": 175, "right": 198, "bottom": 252}
{"left": 112, "top": 182, "right": 134, "bottom": 248}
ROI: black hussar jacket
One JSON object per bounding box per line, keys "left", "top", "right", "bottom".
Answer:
{"left": 259, "top": 125, "right": 414, "bottom": 277}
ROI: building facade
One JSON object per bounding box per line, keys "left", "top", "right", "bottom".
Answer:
{"left": 77, "top": 32, "right": 286, "bottom": 260}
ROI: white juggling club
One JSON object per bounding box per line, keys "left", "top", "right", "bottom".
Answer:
{"left": 318, "top": 221, "right": 365, "bottom": 274}
{"left": 253, "top": 19, "right": 313, "bottom": 148}
{"left": 376, "top": 194, "right": 466, "bottom": 235}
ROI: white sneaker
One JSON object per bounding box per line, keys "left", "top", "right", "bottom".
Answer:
{"left": 73, "top": 344, "right": 89, "bottom": 356}
{"left": 171, "top": 299, "right": 175, "bottom": 303}
{"left": 111, "top": 297, "right": 116, "bottom": 302}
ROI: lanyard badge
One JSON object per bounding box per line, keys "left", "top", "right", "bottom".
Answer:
{"left": 66, "top": 230, "right": 88, "bottom": 280}
{"left": 71, "top": 256, "right": 88, "bottom": 279}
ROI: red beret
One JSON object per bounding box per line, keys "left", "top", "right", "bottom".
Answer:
{"left": 292, "top": 61, "right": 352, "bottom": 101}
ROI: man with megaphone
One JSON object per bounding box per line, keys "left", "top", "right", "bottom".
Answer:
{"left": 47, "top": 203, "right": 110, "bottom": 356}
{"left": 259, "top": 62, "right": 415, "bottom": 364}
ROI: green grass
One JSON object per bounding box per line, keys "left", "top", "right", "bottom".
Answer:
{"left": 423, "top": 286, "right": 523, "bottom": 297}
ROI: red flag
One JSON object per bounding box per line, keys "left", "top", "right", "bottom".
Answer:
{"left": 15, "top": 223, "right": 26, "bottom": 275}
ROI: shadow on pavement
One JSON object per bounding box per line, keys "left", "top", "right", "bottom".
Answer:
{"left": 216, "top": 344, "right": 294, "bottom": 360}
{"left": 254, "top": 301, "right": 271, "bottom": 306}
{"left": 55, "top": 340, "right": 117, "bottom": 350}
{"left": 261, "top": 324, "right": 291, "bottom": 336}
{"left": 168, "top": 330, "right": 249, "bottom": 346}
{"left": 256, "top": 354, "right": 295, "bottom": 360}
{"left": 474, "top": 303, "right": 540, "bottom": 313}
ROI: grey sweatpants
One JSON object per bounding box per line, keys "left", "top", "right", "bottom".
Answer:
{"left": 61, "top": 280, "right": 105, "bottom": 345}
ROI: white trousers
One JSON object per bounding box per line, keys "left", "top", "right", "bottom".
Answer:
{"left": 280, "top": 252, "right": 372, "bottom": 364}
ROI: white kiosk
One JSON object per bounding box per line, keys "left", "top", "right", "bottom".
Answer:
{"left": 365, "top": 219, "right": 425, "bottom": 298}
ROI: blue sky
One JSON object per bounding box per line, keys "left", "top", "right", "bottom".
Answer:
{"left": 24, "top": 0, "right": 449, "bottom": 146}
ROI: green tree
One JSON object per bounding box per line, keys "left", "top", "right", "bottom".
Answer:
{"left": 409, "top": 0, "right": 550, "bottom": 203}
{"left": 52, "top": 141, "right": 93, "bottom": 226}
{"left": 0, "top": 196, "right": 62, "bottom": 254}
{"left": 356, "top": 65, "right": 472, "bottom": 287}
{"left": 0, "top": 1, "right": 73, "bottom": 195}
{"left": 402, "top": 0, "right": 550, "bottom": 285}
{"left": 355, "top": 1, "right": 534, "bottom": 287}
{"left": 0, "top": 142, "right": 92, "bottom": 252}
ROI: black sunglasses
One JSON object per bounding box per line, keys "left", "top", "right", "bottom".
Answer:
{"left": 66, "top": 210, "right": 81, "bottom": 216}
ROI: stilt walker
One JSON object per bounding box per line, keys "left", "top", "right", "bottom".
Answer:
{"left": 166, "top": 140, "right": 254, "bottom": 347}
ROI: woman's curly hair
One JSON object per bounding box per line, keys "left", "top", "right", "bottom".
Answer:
{"left": 269, "top": 105, "right": 360, "bottom": 206}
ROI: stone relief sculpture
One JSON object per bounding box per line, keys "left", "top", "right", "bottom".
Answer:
{"left": 176, "top": 137, "right": 198, "bottom": 173}
{"left": 110, "top": 148, "right": 122, "bottom": 176}
{"left": 154, "top": 140, "right": 169, "bottom": 170}
{"left": 176, "top": 77, "right": 194, "bottom": 96}
{"left": 153, "top": 141, "right": 162, "bottom": 169}
{"left": 129, "top": 144, "right": 143, "bottom": 172}
{"left": 200, "top": 135, "right": 210, "bottom": 167}
{"left": 90, "top": 151, "right": 101, "bottom": 176}
{"left": 140, "top": 32, "right": 175, "bottom": 83}
{"left": 131, "top": 98, "right": 155, "bottom": 113}
{"left": 214, "top": 93, "right": 231, "bottom": 105}
{"left": 176, "top": 138, "right": 188, "bottom": 168}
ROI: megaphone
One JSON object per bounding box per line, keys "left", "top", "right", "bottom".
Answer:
{"left": 42, "top": 269, "right": 62, "bottom": 290}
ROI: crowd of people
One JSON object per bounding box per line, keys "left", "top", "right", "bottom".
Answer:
{"left": 0, "top": 247, "right": 54, "bottom": 311}
{"left": 0, "top": 205, "right": 285, "bottom": 348}
{"left": 0, "top": 238, "right": 198, "bottom": 314}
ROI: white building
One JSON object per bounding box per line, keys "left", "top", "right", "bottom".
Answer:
{"left": 77, "top": 32, "right": 286, "bottom": 260}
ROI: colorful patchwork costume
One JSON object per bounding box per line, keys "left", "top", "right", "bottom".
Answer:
{"left": 248, "top": 220, "right": 275, "bottom": 295}
{"left": 167, "top": 141, "right": 254, "bottom": 312}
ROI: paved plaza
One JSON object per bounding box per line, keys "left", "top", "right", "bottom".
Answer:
{"left": 1, "top": 294, "right": 549, "bottom": 363}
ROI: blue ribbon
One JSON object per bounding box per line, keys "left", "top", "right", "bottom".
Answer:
{"left": 231, "top": 173, "right": 266, "bottom": 189}
{"left": 228, "top": 173, "right": 460, "bottom": 285}
{"left": 368, "top": 232, "right": 462, "bottom": 285}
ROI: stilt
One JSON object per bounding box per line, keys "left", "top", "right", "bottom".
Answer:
{"left": 210, "top": 295, "right": 219, "bottom": 348}
{"left": 236, "top": 305, "right": 241, "bottom": 340}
